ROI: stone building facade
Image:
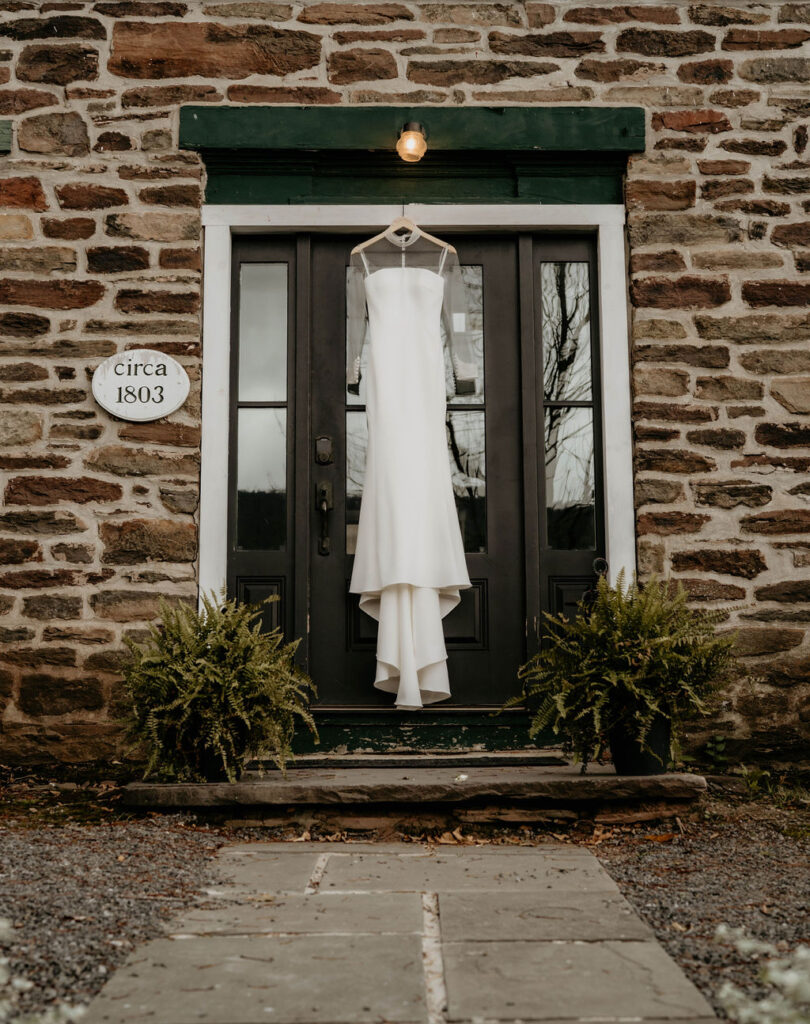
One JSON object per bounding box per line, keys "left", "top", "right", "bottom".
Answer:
{"left": 0, "top": 0, "right": 809, "bottom": 764}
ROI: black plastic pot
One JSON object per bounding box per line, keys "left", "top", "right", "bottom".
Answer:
{"left": 609, "top": 714, "right": 672, "bottom": 776}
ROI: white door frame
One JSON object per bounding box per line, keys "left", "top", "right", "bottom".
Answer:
{"left": 198, "top": 203, "right": 636, "bottom": 600}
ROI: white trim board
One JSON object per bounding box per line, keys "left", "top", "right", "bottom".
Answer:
{"left": 198, "top": 204, "right": 636, "bottom": 602}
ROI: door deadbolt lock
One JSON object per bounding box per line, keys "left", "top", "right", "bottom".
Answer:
{"left": 315, "top": 435, "right": 334, "bottom": 465}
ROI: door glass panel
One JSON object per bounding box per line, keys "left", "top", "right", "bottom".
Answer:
{"left": 541, "top": 262, "right": 592, "bottom": 403}
{"left": 545, "top": 406, "right": 595, "bottom": 550}
{"left": 238, "top": 263, "right": 288, "bottom": 402}
{"left": 345, "top": 409, "right": 486, "bottom": 554}
{"left": 345, "top": 409, "right": 367, "bottom": 555}
{"left": 445, "top": 265, "right": 484, "bottom": 405}
{"left": 447, "top": 411, "right": 486, "bottom": 552}
{"left": 236, "top": 407, "right": 286, "bottom": 550}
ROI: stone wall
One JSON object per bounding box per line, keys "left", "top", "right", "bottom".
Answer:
{"left": 0, "top": 0, "right": 809, "bottom": 763}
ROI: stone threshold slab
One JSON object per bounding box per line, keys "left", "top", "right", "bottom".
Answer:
{"left": 123, "top": 764, "right": 706, "bottom": 808}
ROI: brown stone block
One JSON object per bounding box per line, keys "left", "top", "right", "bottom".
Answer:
{"left": 42, "top": 626, "right": 113, "bottom": 645}
{"left": 637, "top": 510, "right": 710, "bottom": 535}
{"left": 635, "top": 343, "right": 729, "bottom": 368}
{"left": 695, "top": 376, "right": 763, "bottom": 401}
{"left": 489, "top": 30, "right": 605, "bottom": 56}
{"left": 728, "top": 405, "right": 766, "bottom": 419}
{"left": 632, "top": 318, "right": 687, "bottom": 340}
{"left": 55, "top": 183, "right": 128, "bottom": 211}
{"left": 408, "top": 59, "right": 558, "bottom": 85}
{"left": 631, "top": 275, "right": 731, "bottom": 309}
{"left": 0, "top": 176, "right": 48, "bottom": 212}
{"left": 0, "top": 312, "right": 49, "bottom": 338}
{"left": 0, "top": 362, "right": 48, "bottom": 382}
{"left": 675, "top": 578, "right": 747, "bottom": 601}
{"left": 672, "top": 548, "right": 767, "bottom": 579}
{"left": 692, "top": 479, "right": 772, "bottom": 508}
{"left": 0, "top": 246, "right": 76, "bottom": 273}
{"left": 0, "top": 386, "right": 86, "bottom": 406}
{"left": 709, "top": 88, "right": 760, "bottom": 108}
{"left": 86, "top": 445, "right": 198, "bottom": 477}
{"left": 743, "top": 280, "right": 810, "bottom": 307}
{"left": 780, "top": 3, "right": 810, "bottom": 22}
{"left": 1, "top": 647, "right": 76, "bottom": 669}
{"left": 0, "top": 278, "right": 103, "bottom": 310}
{"left": 94, "top": 131, "right": 133, "bottom": 153}
{"left": 772, "top": 222, "right": 810, "bottom": 248}
{"left": 118, "top": 421, "right": 200, "bottom": 447}
{"left": 688, "top": 5, "right": 768, "bottom": 25}
{"left": 635, "top": 425, "right": 680, "bottom": 442}
{"left": 108, "top": 22, "right": 320, "bottom": 79}
{"left": 564, "top": 6, "right": 679, "bottom": 24}
{"left": 336, "top": 28, "right": 425, "bottom": 41}
{"left": 100, "top": 518, "right": 197, "bottom": 565}
{"left": 633, "top": 366, "right": 689, "bottom": 396}
{"left": 634, "top": 479, "right": 685, "bottom": 505}
{"left": 0, "top": 88, "right": 59, "bottom": 115}
{"left": 298, "top": 2, "right": 412, "bottom": 23}
{"left": 654, "top": 137, "right": 707, "bottom": 152}
{"left": 755, "top": 422, "right": 810, "bottom": 448}
{"left": 575, "top": 58, "right": 664, "bottom": 81}
{"left": 18, "top": 674, "right": 103, "bottom": 717}
{"left": 4, "top": 476, "right": 122, "bottom": 506}
{"left": 700, "top": 178, "right": 753, "bottom": 200}
{"left": 630, "top": 251, "right": 687, "bottom": 273}
{"left": 0, "top": 215, "right": 33, "bottom": 241}
{"left": 114, "top": 289, "right": 199, "bottom": 315}
{"left": 158, "top": 248, "right": 201, "bottom": 272}
{"left": 328, "top": 47, "right": 398, "bottom": 83}
{"left": 226, "top": 85, "right": 341, "bottom": 104}
{"left": 677, "top": 59, "right": 734, "bottom": 84}
{"left": 91, "top": 589, "right": 180, "bottom": 622}
{"left": 43, "top": 217, "right": 95, "bottom": 240}
{"left": 0, "top": 408, "right": 42, "bottom": 446}
{"left": 634, "top": 400, "right": 715, "bottom": 423}
{"left": 636, "top": 448, "right": 716, "bottom": 473}
{"left": 17, "top": 44, "right": 99, "bottom": 85}
{"left": 616, "top": 28, "right": 715, "bottom": 56}
{"left": 0, "top": 538, "right": 41, "bottom": 564}
{"left": 49, "top": 423, "right": 103, "bottom": 441}
{"left": 87, "top": 246, "right": 149, "bottom": 274}
{"left": 105, "top": 212, "right": 199, "bottom": 242}
{"left": 756, "top": 580, "right": 810, "bottom": 602}
{"left": 771, "top": 378, "right": 810, "bottom": 413}
{"left": 0, "top": 629, "right": 33, "bottom": 644}
{"left": 22, "top": 594, "right": 83, "bottom": 620}
{"left": 0, "top": 510, "right": 86, "bottom": 535}
{"left": 721, "top": 199, "right": 792, "bottom": 217}
{"left": 742, "top": 509, "right": 810, "bottom": 533}
{"left": 626, "top": 180, "right": 695, "bottom": 211}
{"left": 696, "top": 312, "right": 810, "bottom": 343}
{"left": 0, "top": 454, "right": 70, "bottom": 471}
{"left": 0, "top": 16, "right": 105, "bottom": 40}
{"left": 122, "top": 84, "right": 221, "bottom": 108}
{"left": 470, "top": 86, "right": 595, "bottom": 102}
{"left": 117, "top": 164, "right": 203, "bottom": 183}
{"left": 159, "top": 484, "right": 198, "bottom": 514}
{"left": 17, "top": 110, "right": 89, "bottom": 156}
{"left": 84, "top": 317, "right": 197, "bottom": 336}
{"left": 692, "top": 251, "right": 782, "bottom": 270}
{"left": 51, "top": 542, "right": 93, "bottom": 564}
{"left": 0, "top": 568, "right": 81, "bottom": 589}
{"left": 97, "top": 1, "right": 188, "bottom": 13}
{"left": 686, "top": 427, "right": 746, "bottom": 449}
{"left": 730, "top": 627, "right": 804, "bottom": 657}
{"left": 652, "top": 110, "right": 732, "bottom": 134}
{"left": 723, "top": 28, "right": 810, "bottom": 49}
{"left": 720, "top": 139, "right": 789, "bottom": 157}
{"left": 137, "top": 185, "right": 201, "bottom": 208}
{"left": 740, "top": 57, "right": 810, "bottom": 82}
{"left": 628, "top": 213, "right": 742, "bottom": 246}
{"left": 697, "top": 159, "right": 751, "bottom": 174}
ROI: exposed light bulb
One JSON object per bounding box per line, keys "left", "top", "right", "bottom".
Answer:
{"left": 396, "top": 122, "right": 427, "bottom": 163}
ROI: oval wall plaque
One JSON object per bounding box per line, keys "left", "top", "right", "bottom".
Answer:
{"left": 92, "top": 349, "right": 190, "bottom": 423}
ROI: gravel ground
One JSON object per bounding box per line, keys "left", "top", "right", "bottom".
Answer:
{"left": 0, "top": 771, "right": 807, "bottom": 1020}
{"left": 595, "top": 799, "right": 810, "bottom": 1018}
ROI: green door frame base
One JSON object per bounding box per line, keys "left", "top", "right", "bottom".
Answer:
{"left": 191, "top": 105, "right": 644, "bottom": 753}
{"left": 180, "top": 105, "right": 645, "bottom": 207}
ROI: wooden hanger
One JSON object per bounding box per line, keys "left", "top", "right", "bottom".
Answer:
{"left": 351, "top": 216, "right": 456, "bottom": 254}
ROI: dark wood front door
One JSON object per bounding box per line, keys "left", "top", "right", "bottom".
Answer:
{"left": 227, "top": 231, "right": 604, "bottom": 740}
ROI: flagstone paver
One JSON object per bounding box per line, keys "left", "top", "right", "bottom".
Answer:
{"left": 83, "top": 841, "right": 717, "bottom": 1024}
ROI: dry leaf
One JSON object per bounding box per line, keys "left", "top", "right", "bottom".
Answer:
{"left": 436, "top": 831, "right": 458, "bottom": 845}
{"left": 292, "top": 829, "right": 311, "bottom": 843}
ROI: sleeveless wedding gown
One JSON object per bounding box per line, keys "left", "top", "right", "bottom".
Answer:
{"left": 349, "top": 264, "right": 471, "bottom": 709}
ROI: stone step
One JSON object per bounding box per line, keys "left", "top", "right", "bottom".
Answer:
{"left": 123, "top": 764, "right": 707, "bottom": 822}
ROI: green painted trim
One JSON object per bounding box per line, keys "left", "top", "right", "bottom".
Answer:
{"left": 0, "top": 120, "right": 11, "bottom": 154}
{"left": 180, "top": 105, "right": 645, "bottom": 154}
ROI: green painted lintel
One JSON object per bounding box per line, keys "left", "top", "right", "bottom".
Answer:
{"left": 179, "top": 105, "right": 645, "bottom": 155}
{"left": 0, "top": 120, "right": 11, "bottom": 154}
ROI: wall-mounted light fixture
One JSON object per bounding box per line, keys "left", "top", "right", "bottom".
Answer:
{"left": 396, "top": 122, "right": 427, "bottom": 163}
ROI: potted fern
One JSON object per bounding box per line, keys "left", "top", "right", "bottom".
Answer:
{"left": 121, "top": 592, "right": 317, "bottom": 783}
{"left": 511, "top": 573, "right": 736, "bottom": 774}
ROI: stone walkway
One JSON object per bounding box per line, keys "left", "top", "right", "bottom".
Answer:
{"left": 84, "top": 841, "right": 716, "bottom": 1023}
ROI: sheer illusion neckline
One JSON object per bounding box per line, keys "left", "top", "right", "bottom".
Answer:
{"left": 364, "top": 266, "right": 444, "bottom": 284}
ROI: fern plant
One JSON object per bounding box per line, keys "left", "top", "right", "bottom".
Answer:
{"left": 509, "top": 572, "right": 736, "bottom": 769}
{"left": 121, "top": 592, "right": 317, "bottom": 783}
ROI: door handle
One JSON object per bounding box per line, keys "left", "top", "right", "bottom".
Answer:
{"left": 316, "top": 481, "right": 334, "bottom": 556}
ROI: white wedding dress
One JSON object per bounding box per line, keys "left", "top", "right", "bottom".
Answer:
{"left": 349, "top": 253, "right": 471, "bottom": 709}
